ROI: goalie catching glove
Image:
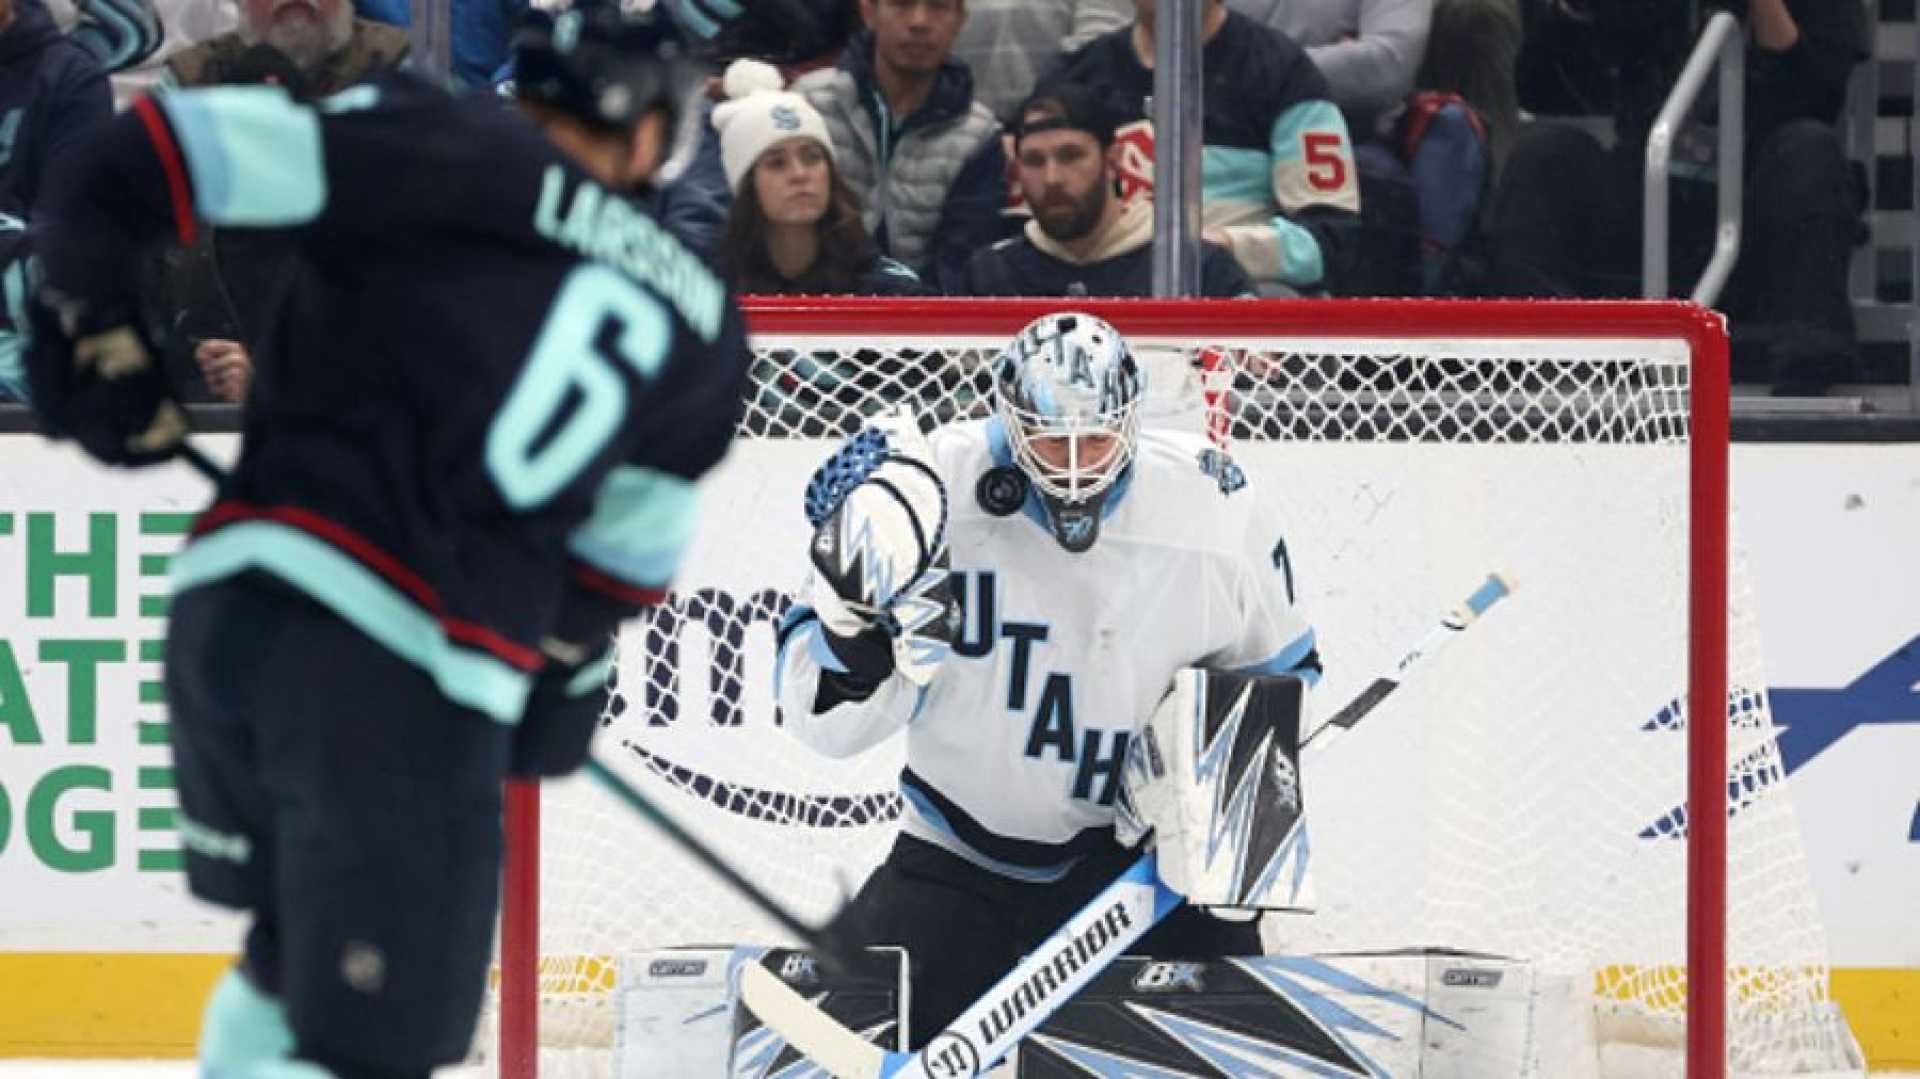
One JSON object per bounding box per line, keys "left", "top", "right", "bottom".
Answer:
{"left": 1117, "top": 668, "right": 1315, "bottom": 909}
{"left": 801, "top": 407, "right": 955, "bottom": 692}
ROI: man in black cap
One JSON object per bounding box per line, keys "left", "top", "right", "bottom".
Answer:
{"left": 960, "top": 82, "right": 1253, "bottom": 297}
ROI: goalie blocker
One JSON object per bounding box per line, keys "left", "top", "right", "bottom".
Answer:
{"left": 1119, "top": 667, "right": 1314, "bottom": 910}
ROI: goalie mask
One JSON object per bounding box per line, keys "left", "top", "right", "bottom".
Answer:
{"left": 992, "top": 312, "right": 1143, "bottom": 553}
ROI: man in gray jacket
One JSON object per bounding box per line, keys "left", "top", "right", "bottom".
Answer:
{"left": 795, "top": 0, "right": 1007, "bottom": 293}
{"left": 1230, "top": 0, "right": 1431, "bottom": 127}
{"left": 950, "top": 0, "right": 1129, "bottom": 121}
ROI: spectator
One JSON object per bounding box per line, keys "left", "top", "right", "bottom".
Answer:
{"left": 1228, "top": 0, "right": 1431, "bottom": 126}
{"left": 0, "top": 0, "right": 111, "bottom": 216}
{"left": 650, "top": 92, "right": 731, "bottom": 259}
{"left": 962, "top": 82, "right": 1252, "bottom": 297}
{"left": 156, "top": 6, "right": 405, "bottom": 404}
{"left": 0, "top": 210, "right": 30, "bottom": 402}
{"left": 1486, "top": 0, "right": 1869, "bottom": 394}
{"left": 353, "top": 0, "right": 522, "bottom": 89}
{"left": 1373, "top": 0, "right": 1521, "bottom": 294}
{"left": 71, "top": 0, "right": 236, "bottom": 106}
{"left": 713, "top": 59, "right": 923, "bottom": 294}
{"left": 45, "top": 0, "right": 164, "bottom": 75}
{"left": 950, "top": 0, "right": 1129, "bottom": 121}
{"left": 1050, "top": 0, "right": 1362, "bottom": 294}
{"left": 645, "top": 0, "right": 866, "bottom": 260}
{"left": 167, "top": 0, "right": 406, "bottom": 93}
{"left": 1416, "top": 0, "right": 1518, "bottom": 174}
{"left": 794, "top": 0, "right": 1006, "bottom": 293}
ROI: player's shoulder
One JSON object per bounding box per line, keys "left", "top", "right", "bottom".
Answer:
{"left": 293, "top": 71, "right": 564, "bottom": 189}
{"left": 929, "top": 416, "right": 997, "bottom": 482}
{"left": 1124, "top": 429, "right": 1269, "bottom": 545}
{"left": 1135, "top": 429, "right": 1254, "bottom": 499}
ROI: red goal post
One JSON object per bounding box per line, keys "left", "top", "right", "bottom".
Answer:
{"left": 495, "top": 297, "right": 1737, "bottom": 1078}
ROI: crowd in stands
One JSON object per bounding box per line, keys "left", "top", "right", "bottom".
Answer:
{"left": 0, "top": 0, "right": 1888, "bottom": 404}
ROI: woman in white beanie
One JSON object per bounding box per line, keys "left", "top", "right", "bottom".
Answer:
{"left": 712, "top": 60, "right": 924, "bottom": 296}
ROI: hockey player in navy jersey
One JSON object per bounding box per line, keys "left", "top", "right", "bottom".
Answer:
{"left": 24, "top": 2, "right": 748, "bottom": 1075}
{"left": 775, "top": 313, "right": 1323, "bottom": 1047}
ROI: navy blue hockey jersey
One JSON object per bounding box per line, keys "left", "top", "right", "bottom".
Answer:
{"left": 1046, "top": 11, "right": 1363, "bottom": 292}
{"left": 37, "top": 75, "right": 751, "bottom": 724}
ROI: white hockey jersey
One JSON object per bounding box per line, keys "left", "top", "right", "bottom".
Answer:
{"left": 775, "top": 417, "right": 1318, "bottom": 882}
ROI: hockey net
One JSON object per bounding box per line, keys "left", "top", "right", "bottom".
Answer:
{"left": 478, "top": 298, "right": 1853, "bottom": 1078}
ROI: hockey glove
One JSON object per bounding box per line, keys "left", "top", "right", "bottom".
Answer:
{"left": 803, "top": 408, "right": 955, "bottom": 688}
{"left": 510, "top": 637, "right": 616, "bottom": 777}
{"left": 26, "top": 291, "right": 187, "bottom": 467}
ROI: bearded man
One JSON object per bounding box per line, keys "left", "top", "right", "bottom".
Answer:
{"left": 167, "top": 0, "right": 406, "bottom": 93}
{"left": 959, "top": 82, "right": 1251, "bottom": 298}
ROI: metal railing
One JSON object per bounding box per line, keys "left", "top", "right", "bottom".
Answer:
{"left": 1644, "top": 11, "right": 1746, "bottom": 305}
{"left": 1151, "top": 0, "right": 1206, "bottom": 297}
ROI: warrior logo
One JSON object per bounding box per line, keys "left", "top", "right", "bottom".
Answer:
{"left": 975, "top": 902, "right": 1135, "bottom": 1046}
{"left": 922, "top": 1033, "right": 981, "bottom": 1078}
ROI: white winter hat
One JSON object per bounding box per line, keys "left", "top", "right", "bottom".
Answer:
{"left": 712, "top": 59, "right": 837, "bottom": 194}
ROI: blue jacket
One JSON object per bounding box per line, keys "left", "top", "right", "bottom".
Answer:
{"left": 653, "top": 98, "right": 730, "bottom": 262}
{"left": 354, "top": 0, "right": 526, "bottom": 89}
{"left": 0, "top": 0, "right": 112, "bottom": 214}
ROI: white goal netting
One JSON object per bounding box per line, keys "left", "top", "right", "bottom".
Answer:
{"left": 478, "top": 301, "right": 1854, "bottom": 1078}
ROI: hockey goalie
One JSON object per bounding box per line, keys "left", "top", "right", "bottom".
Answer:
{"left": 722, "top": 312, "right": 1550, "bottom": 1077}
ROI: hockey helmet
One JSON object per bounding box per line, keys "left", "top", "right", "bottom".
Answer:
{"left": 511, "top": 0, "right": 707, "bottom": 138}
{"left": 992, "top": 312, "right": 1144, "bottom": 553}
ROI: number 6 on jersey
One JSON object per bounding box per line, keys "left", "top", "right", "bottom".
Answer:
{"left": 488, "top": 264, "right": 671, "bottom": 508}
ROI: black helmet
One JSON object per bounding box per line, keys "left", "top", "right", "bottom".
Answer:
{"left": 511, "top": 0, "right": 707, "bottom": 133}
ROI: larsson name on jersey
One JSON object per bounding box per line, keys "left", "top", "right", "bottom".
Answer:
{"left": 532, "top": 164, "right": 727, "bottom": 343}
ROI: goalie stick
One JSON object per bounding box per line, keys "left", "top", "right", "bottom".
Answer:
{"left": 740, "top": 571, "right": 1517, "bottom": 1079}
{"left": 1299, "top": 570, "right": 1514, "bottom": 752}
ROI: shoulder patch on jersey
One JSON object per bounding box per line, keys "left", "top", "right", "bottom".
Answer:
{"left": 1196, "top": 447, "right": 1246, "bottom": 496}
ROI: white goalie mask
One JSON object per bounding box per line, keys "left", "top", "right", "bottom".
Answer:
{"left": 992, "top": 313, "right": 1144, "bottom": 552}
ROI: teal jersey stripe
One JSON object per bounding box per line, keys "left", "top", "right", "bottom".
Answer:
{"left": 566, "top": 465, "right": 700, "bottom": 588}
{"left": 1202, "top": 145, "right": 1326, "bottom": 287}
{"left": 1270, "top": 99, "right": 1348, "bottom": 169}
{"left": 1271, "top": 216, "right": 1325, "bottom": 287}
{"left": 170, "top": 522, "right": 533, "bottom": 723}
{"left": 157, "top": 86, "right": 327, "bottom": 227}
{"left": 1202, "top": 145, "right": 1271, "bottom": 205}
{"left": 565, "top": 647, "right": 617, "bottom": 698}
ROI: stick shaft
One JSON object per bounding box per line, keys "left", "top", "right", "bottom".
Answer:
{"left": 1302, "top": 571, "right": 1513, "bottom": 751}
{"left": 584, "top": 756, "right": 850, "bottom": 968}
